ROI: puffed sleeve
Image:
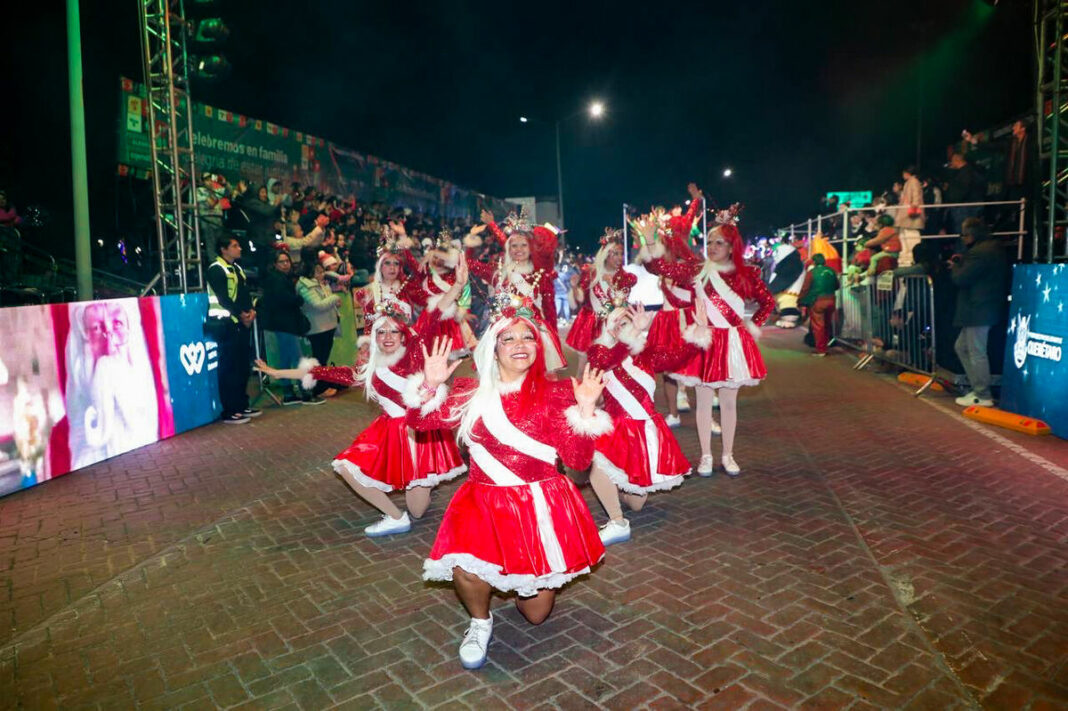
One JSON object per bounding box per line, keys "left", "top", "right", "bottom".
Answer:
{"left": 486, "top": 220, "right": 508, "bottom": 247}
{"left": 544, "top": 382, "right": 613, "bottom": 472}
{"left": 401, "top": 248, "right": 421, "bottom": 277}
{"left": 465, "top": 253, "right": 499, "bottom": 284}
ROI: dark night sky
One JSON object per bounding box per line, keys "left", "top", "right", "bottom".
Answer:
{"left": 4, "top": 0, "right": 1032, "bottom": 256}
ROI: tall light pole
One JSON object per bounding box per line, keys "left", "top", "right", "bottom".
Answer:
{"left": 67, "top": 0, "right": 92, "bottom": 300}
{"left": 521, "top": 99, "right": 606, "bottom": 230}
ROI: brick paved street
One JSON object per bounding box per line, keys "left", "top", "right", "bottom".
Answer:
{"left": 1, "top": 331, "right": 1066, "bottom": 710}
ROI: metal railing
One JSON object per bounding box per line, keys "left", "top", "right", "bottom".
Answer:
{"left": 777, "top": 199, "right": 1029, "bottom": 264}
{"left": 832, "top": 273, "right": 938, "bottom": 396}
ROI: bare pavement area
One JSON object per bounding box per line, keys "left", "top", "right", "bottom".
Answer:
{"left": 1, "top": 331, "right": 1066, "bottom": 710}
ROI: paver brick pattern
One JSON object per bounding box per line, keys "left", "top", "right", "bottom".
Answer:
{"left": 1, "top": 332, "right": 1066, "bottom": 709}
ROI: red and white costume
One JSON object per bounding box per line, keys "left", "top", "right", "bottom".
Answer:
{"left": 353, "top": 249, "right": 420, "bottom": 338}
{"left": 405, "top": 371, "right": 611, "bottom": 597}
{"left": 403, "top": 265, "right": 467, "bottom": 356}
{"left": 307, "top": 324, "right": 467, "bottom": 492}
{"left": 565, "top": 266, "right": 638, "bottom": 354}
{"left": 467, "top": 220, "right": 567, "bottom": 370}
{"left": 645, "top": 234, "right": 775, "bottom": 388}
{"left": 587, "top": 321, "right": 708, "bottom": 494}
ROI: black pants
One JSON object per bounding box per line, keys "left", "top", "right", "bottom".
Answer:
{"left": 307, "top": 329, "right": 335, "bottom": 395}
{"left": 210, "top": 319, "right": 251, "bottom": 416}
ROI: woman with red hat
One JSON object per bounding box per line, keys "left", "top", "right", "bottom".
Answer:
{"left": 636, "top": 203, "right": 775, "bottom": 477}
{"left": 255, "top": 263, "right": 470, "bottom": 538}
{"left": 464, "top": 208, "right": 568, "bottom": 371}
{"left": 564, "top": 228, "right": 637, "bottom": 374}
{"left": 404, "top": 294, "right": 611, "bottom": 670}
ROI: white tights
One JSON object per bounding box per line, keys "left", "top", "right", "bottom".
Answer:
{"left": 337, "top": 470, "right": 431, "bottom": 519}
{"left": 695, "top": 386, "right": 738, "bottom": 458}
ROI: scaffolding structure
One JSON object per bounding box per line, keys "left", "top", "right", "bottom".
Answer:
{"left": 1035, "top": 0, "right": 1068, "bottom": 262}
{"left": 137, "top": 0, "right": 203, "bottom": 295}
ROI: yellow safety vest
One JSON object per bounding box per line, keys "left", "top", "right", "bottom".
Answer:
{"left": 207, "top": 256, "right": 244, "bottom": 323}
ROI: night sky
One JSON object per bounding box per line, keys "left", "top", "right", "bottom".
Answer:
{"left": 5, "top": 0, "right": 1032, "bottom": 257}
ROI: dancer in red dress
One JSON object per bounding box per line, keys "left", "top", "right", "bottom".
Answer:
{"left": 404, "top": 228, "right": 470, "bottom": 358}
{"left": 404, "top": 297, "right": 611, "bottom": 670}
{"left": 565, "top": 228, "right": 637, "bottom": 374}
{"left": 586, "top": 303, "right": 712, "bottom": 544}
{"left": 352, "top": 222, "right": 419, "bottom": 339}
{"left": 255, "top": 270, "right": 469, "bottom": 537}
{"left": 464, "top": 208, "right": 567, "bottom": 371}
{"left": 635, "top": 205, "right": 774, "bottom": 477}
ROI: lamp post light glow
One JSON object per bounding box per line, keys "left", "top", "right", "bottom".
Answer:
{"left": 519, "top": 116, "right": 529, "bottom": 123}
{"left": 723, "top": 167, "right": 733, "bottom": 178}
{"left": 589, "top": 100, "right": 605, "bottom": 119}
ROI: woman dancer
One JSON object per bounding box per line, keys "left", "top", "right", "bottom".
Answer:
{"left": 352, "top": 222, "right": 418, "bottom": 337}
{"left": 565, "top": 229, "right": 637, "bottom": 374}
{"left": 636, "top": 206, "right": 774, "bottom": 476}
{"left": 406, "top": 228, "right": 470, "bottom": 358}
{"left": 586, "top": 303, "right": 711, "bottom": 545}
{"left": 464, "top": 208, "right": 567, "bottom": 370}
{"left": 404, "top": 297, "right": 612, "bottom": 669}
{"left": 255, "top": 264, "right": 469, "bottom": 537}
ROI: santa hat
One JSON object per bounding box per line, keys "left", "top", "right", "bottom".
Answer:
{"left": 318, "top": 251, "right": 340, "bottom": 270}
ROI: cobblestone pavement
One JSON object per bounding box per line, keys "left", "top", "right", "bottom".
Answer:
{"left": 1, "top": 331, "right": 1066, "bottom": 710}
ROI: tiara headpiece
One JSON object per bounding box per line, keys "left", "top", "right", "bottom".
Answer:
{"left": 371, "top": 297, "right": 411, "bottom": 325}
{"left": 433, "top": 228, "right": 458, "bottom": 252}
{"left": 600, "top": 227, "right": 623, "bottom": 247}
{"left": 376, "top": 224, "right": 398, "bottom": 257}
{"left": 501, "top": 207, "right": 533, "bottom": 235}
{"left": 489, "top": 291, "right": 536, "bottom": 322}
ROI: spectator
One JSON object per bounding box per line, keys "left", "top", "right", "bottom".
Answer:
{"left": 282, "top": 214, "right": 327, "bottom": 268}
{"left": 1004, "top": 119, "right": 1033, "bottom": 202}
{"left": 257, "top": 250, "right": 309, "bottom": 405}
{"left": 950, "top": 217, "right": 1009, "bottom": 408}
{"left": 895, "top": 166, "right": 925, "bottom": 267}
{"left": 943, "top": 152, "right": 983, "bottom": 234}
{"left": 798, "top": 253, "right": 838, "bottom": 357}
{"left": 861, "top": 214, "right": 902, "bottom": 275}
{"left": 205, "top": 234, "right": 260, "bottom": 424}
{"left": 297, "top": 259, "right": 341, "bottom": 400}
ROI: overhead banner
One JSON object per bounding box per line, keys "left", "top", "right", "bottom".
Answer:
{"left": 116, "top": 77, "right": 516, "bottom": 218}
{"left": 0, "top": 294, "right": 220, "bottom": 498}
{"left": 1000, "top": 264, "right": 1067, "bottom": 439}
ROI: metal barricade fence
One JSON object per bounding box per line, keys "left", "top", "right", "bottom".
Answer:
{"left": 830, "top": 273, "right": 938, "bottom": 395}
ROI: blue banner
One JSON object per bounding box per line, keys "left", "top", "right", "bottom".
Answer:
{"left": 1000, "top": 264, "right": 1068, "bottom": 438}
{"left": 160, "top": 293, "right": 221, "bottom": 433}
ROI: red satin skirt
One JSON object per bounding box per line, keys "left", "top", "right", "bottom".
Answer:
{"left": 423, "top": 475, "right": 605, "bottom": 597}
{"left": 693, "top": 326, "right": 767, "bottom": 388}
{"left": 414, "top": 311, "right": 467, "bottom": 356}
{"left": 565, "top": 307, "right": 601, "bottom": 353}
{"left": 648, "top": 309, "right": 703, "bottom": 385}
{"left": 332, "top": 414, "right": 466, "bottom": 492}
{"left": 594, "top": 415, "right": 690, "bottom": 494}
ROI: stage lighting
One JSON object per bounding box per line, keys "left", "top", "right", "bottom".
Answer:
{"left": 192, "top": 55, "right": 231, "bottom": 81}
{"left": 193, "top": 18, "right": 229, "bottom": 43}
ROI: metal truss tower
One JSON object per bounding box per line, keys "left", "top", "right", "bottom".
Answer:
{"left": 1035, "top": 0, "right": 1068, "bottom": 262}
{"left": 137, "top": 0, "right": 203, "bottom": 294}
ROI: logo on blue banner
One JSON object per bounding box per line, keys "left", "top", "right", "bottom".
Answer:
{"left": 161, "top": 294, "right": 221, "bottom": 432}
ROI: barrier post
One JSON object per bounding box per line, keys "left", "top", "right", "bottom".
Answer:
{"left": 841, "top": 206, "right": 850, "bottom": 268}
{"left": 1017, "top": 198, "right": 1027, "bottom": 261}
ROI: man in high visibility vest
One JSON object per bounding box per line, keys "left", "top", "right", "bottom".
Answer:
{"left": 206, "top": 234, "right": 260, "bottom": 424}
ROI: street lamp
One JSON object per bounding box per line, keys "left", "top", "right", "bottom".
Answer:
{"left": 520, "top": 99, "right": 606, "bottom": 230}
{"left": 723, "top": 167, "right": 733, "bottom": 178}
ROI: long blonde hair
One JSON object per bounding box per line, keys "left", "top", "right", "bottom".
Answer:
{"left": 358, "top": 316, "right": 406, "bottom": 403}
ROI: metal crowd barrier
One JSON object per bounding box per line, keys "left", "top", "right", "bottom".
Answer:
{"left": 832, "top": 273, "right": 938, "bottom": 396}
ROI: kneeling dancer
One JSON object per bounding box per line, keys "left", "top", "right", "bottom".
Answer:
{"left": 404, "top": 301, "right": 612, "bottom": 670}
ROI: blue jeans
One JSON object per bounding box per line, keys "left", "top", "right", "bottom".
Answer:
{"left": 555, "top": 294, "right": 570, "bottom": 321}
{"left": 267, "top": 330, "right": 303, "bottom": 394}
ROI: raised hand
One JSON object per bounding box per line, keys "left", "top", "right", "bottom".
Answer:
{"left": 627, "top": 304, "right": 652, "bottom": 332}
{"left": 570, "top": 364, "right": 605, "bottom": 415}
{"left": 687, "top": 182, "right": 703, "bottom": 200}
{"left": 454, "top": 252, "right": 469, "bottom": 286}
{"left": 421, "top": 337, "right": 462, "bottom": 390}
{"left": 253, "top": 359, "right": 277, "bottom": 378}
{"left": 480, "top": 209, "right": 495, "bottom": 225}
{"left": 389, "top": 219, "right": 406, "bottom": 236}
{"left": 468, "top": 224, "right": 487, "bottom": 236}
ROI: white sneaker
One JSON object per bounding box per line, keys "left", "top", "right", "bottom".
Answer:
{"left": 955, "top": 392, "right": 994, "bottom": 408}
{"left": 697, "top": 455, "right": 715, "bottom": 477}
{"left": 709, "top": 418, "right": 722, "bottom": 435}
{"left": 721, "top": 455, "right": 742, "bottom": 477}
{"left": 364, "top": 512, "right": 411, "bottom": 537}
{"left": 665, "top": 414, "right": 682, "bottom": 428}
{"left": 599, "top": 518, "right": 631, "bottom": 546}
{"left": 676, "top": 391, "right": 691, "bottom": 412}
{"left": 459, "top": 616, "right": 493, "bottom": 670}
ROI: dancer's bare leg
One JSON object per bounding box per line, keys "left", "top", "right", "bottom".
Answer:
{"left": 337, "top": 472, "right": 403, "bottom": 519}
{"left": 719, "top": 387, "right": 739, "bottom": 458}
{"left": 694, "top": 386, "right": 720, "bottom": 458}
{"left": 515, "top": 590, "right": 557, "bottom": 625}
{"left": 621, "top": 492, "right": 648, "bottom": 512}
{"left": 453, "top": 568, "right": 492, "bottom": 619}
{"left": 664, "top": 376, "right": 679, "bottom": 418}
{"left": 404, "top": 486, "right": 432, "bottom": 519}
{"left": 589, "top": 465, "right": 625, "bottom": 522}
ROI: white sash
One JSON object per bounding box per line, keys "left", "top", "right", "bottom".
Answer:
{"left": 506, "top": 268, "right": 536, "bottom": 297}
{"left": 373, "top": 367, "right": 407, "bottom": 418}
{"left": 478, "top": 392, "right": 558, "bottom": 464}
{"left": 429, "top": 269, "right": 451, "bottom": 295}
{"left": 669, "top": 284, "right": 692, "bottom": 302}
{"left": 589, "top": 278, "right": 610, "bottom": 316}
{"left": 621, "top": 357, "right": 655, "bottom": 398}
{"left": 468, "top": 443, "right": 527, "bottom": 486}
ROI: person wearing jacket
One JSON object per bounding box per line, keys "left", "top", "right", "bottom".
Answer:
{"left": 298, "top": 259, "right": 341, "bottom": 398}
{"left": 895, "top": 167, "right": 925, "bottom": 267}
{"left": 206, "top": 235, "right": 260, "bottom": 424}
{"left": 799, "top": 254, "right": 839, "bottom": 356}
{"left": 258, "top": 250, "right": 309, "bottom": 405}
{"left": 950, "top": 218, "right": 1009, "bottom": 408}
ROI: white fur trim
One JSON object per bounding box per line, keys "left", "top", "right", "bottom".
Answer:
{"left": 401, "top": 372, "right": 449, "bottom": 414}
{"left": 698, "top": 378, "right": 761, "bottom": 389}
{"left": 682, "top": 324, "right": 712, "bottom": 349}
{"left": 426, "top": 292, "right": 458, "bottom": 320}
{"left": 356, "top": 335, "right": 371, "bottom": 349}
{"left": 564, "top": 406, "right": 613, "bottom": 437}
{"left": 423, "top": 552, "right": 595, "bottom": 598}
{"left": 396, "top": 235, "right": 415, "bottom": 250}
{"left": 617, "top": 324, "right": 648, "bottom": 355}
{"left": 592, "top": 452, "right": 688, "bottom": 495}
{"left": 298, "top": 357, "right": 321, "bottom": 390}
{"left": 636, "top": 241, "right": 665, "bottom": 263}
{"left": 332, "top": 459, "right": 394, "bottom": 492}
{"left": 592, "top": 330, "right": 617, "bottom": 348}
{"left": 463, "top": 233, "right": 483, "bottom": 249}
{"left": 406, "top": 463, "right": 467, "bottom": 489}
{"left": 497, "top": 374, "right": 526, "bottom": 394}
{"left": 744, "top": 320, "right": 762, "bottom": 340}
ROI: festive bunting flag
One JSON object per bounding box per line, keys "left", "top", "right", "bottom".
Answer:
{"left": 121, "top": 77, "right": 134, "bottom": 92}
{"left": 204, "top": 105, "right": 213, "bottom": 118}
{"left": 254, "top": 120, "right": 262, "bottom": 131}
{"left": 238, "top": 115, "right": 247, "bottom": 127}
